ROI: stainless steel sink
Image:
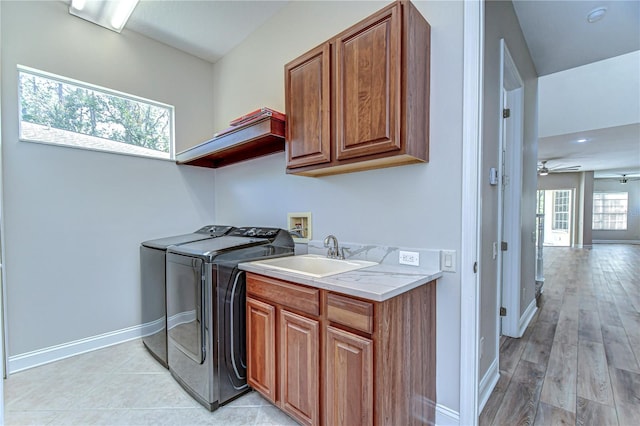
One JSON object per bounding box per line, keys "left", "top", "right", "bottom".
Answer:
{"left": 250, "top": 254, "right": 377, "bottom": 278}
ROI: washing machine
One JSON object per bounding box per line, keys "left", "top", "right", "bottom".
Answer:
{"left": 165, "top": 227, "right": 294, "bottom": 410}
{"left": 140, "top": 225, "right": 234, "bottom": 367}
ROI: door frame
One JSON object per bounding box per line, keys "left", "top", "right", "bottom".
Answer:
{"left": 498, "top": 40, "right": 525, "bottom": 338}
{"left": 0, "top": 3, "right": 6, "bottom": 420}
{"left": 459, "top": 1, "right": 483, "bottom": 425}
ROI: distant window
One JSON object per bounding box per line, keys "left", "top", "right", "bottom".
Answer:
{"left": 552, "top": 190, "right": 570, "bottom": 231}
{"left": 593, "top": 192, "right": 628, "bottom": 230}
{"left": 18, "top": 66, "right": 174, "bottom": 160}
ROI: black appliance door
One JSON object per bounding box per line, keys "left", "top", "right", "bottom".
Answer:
{"left": 217, "top": 265, "right": 248, "bottom": 403}
{"left": 166, "top": 253, "right": 206, "bottom": 364}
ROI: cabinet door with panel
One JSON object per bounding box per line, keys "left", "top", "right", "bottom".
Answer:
{"left": 334, "top": 4, "right": 401, "bottom": 161}
{"left": 325, "top": 326, "right": 373, "bottom": 426}
{"left": 246, "top": 297, "right": 277, "bottom": 404}
{"left": 279, "top": 310, "right": 320, "bottom": 426}
{"left": 285, "top": 43, "right": 331, "bottom": 168}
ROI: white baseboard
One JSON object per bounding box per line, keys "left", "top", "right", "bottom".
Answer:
{"left": 8, "top": 320, "right": 161, "bottom": 374}
{"left": 167, "top": 310, "right": 196, "bottom": 329}
{"left": 593, "top": 240, "right": 640, "bottom": 245}
{"left": 478, "top": 358, "right": 499, "bottom": 414}
{"left": 436, "top": 403, "right": 460, "bottom": 425}
{"left": 519, "top": 299, "right": 537, "bottom": 337}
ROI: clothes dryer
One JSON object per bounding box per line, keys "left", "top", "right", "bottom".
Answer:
{"left": 165, "top": 227, "right": 294, "bottom": 410}
{"left": 140, "top": 225, "right": 234, "bottom": 367}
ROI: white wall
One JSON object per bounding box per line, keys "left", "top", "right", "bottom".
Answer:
{"left": 538, "top": 51, "right": 640, "bottom": 138}
{"left": 209, "top": 0, "right": 464, "bottom": 415}
{"left": 1, "top": 1, "right": 216, "bottom": 358}
{"left": 593, "top": 178, "right": 640, "bottom": 242}
{"left": 479, "top": 0, "right": 538, "bottom": 383}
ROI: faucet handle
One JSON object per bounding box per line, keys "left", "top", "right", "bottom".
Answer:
{"left": 338, "top": 247, "right": 345, "bottom": 260}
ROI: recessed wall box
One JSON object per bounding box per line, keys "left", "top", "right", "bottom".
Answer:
{"left": 287, "top": 212, "right": 312, "bottom": 243}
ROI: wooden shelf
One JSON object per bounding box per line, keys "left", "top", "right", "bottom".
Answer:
{"left": 176, "top": 116, "right": 285, "bottom": 169}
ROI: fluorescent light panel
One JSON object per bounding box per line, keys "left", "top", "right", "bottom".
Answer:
{"left": 69, "top": 0, "right": 139, "bottom": 33}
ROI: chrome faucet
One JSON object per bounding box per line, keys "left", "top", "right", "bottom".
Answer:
{"left": 323, "top": 234, "right": 344, "bottom": 259}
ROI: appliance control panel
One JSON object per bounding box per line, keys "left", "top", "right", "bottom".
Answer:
{"left": 196, "top": 225, "right": 235, "bottom": 236}
{"left": 230, "top": 227, "right": 281, "bottom": 238}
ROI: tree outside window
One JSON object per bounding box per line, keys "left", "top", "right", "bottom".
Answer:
{"left": 18, "top": 66, "right": 174, "bottom": 160}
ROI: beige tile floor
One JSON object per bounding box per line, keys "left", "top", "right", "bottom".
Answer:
{"left": 4, "top": 339, "right": 298, "bottom": 425}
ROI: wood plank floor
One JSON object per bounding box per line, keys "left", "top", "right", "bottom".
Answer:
{"left": 480, "top": 244, "right": 640, "bottom": 426}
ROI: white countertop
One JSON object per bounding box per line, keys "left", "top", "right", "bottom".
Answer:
{"left": 239, "top": 241, "right": 443, "bottom": 302}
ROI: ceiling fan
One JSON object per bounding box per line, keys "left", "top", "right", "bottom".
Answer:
{"left": 537, "top": 160, "right": 581, "bottom": 176}
{"left": 618, "top": 174, "right": 640, "bottom": 184}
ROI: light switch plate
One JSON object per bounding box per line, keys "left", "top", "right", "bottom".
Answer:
{"left": 440, "top": 250, "right": 456, "bottom": 272}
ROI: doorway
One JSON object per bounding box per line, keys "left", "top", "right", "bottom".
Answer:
{"left": 498, "top": 40, "right": 524, "bottom": 339}
{"left": 537, "top": 189, "right": 574, "bottom": 247}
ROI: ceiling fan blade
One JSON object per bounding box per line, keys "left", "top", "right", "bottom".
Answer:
{"left": 549, "top": 165, "right": 581, "bottom": 172}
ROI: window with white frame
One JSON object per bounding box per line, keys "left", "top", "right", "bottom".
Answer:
{"left": 552, "top": 190, "right": 570, "bottom": 231}
{"left": 593, "top": 192, "right": 628, "bottom": 230}
{"left": 18, "top": 66, "right": 174, "bottom": 160}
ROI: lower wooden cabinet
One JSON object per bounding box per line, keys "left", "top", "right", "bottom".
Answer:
{"left": 246, "top": 272, "right": 436, "bottom": 426}
{"left": 325, "top": 326, "right": 373, "bottom": 426}
{"left": 280, "top": 310, "right": 320, "bottom": 426}
{"left": 246, "top": 297, "right": 276, "bottom": 403}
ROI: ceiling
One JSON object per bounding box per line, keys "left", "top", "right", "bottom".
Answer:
{"left": 512, "top": 0, "right": 640, "bottom": 179}
{"left": 68, "top": 0, "right": 639, "bottom": 179}
{"left": 124, "top": 0, "right": 288, "bottom": 63}
{"left": 512, "top": 0, "right": 640, "bottom": 76}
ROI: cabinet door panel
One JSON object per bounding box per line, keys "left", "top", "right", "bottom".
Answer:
{"left": 335, "top": 5, "right": 401, "bottom": 160}
{"left": 325, "top": 326, "right": 373, "bottom": 426}
{"left": 285, "top": 44, "right": 331, "bottom": 168}
{"left": 280, "top": 310, "right": 319, "bottom": 426}
{"left": 247, "top": 297, "right": 276, "bottom": 403}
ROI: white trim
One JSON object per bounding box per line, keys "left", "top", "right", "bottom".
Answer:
{"left": 593, "top": 240, "right": 640, "bottom": 245}
{"left": 142, "top": 316, "right": 165, "bottom": 335}
{"left": 7, "top": 321, "right": 158, "bottom": 374}
{"left": 499, "top": 40, "right": 525, "bottom": 339}
{"left": 478, "top": 358, "right": 499, "bottom": 413}
{"left": 436, "top": 403, "right": 461, "bottom": 426}
{"left": 167, "top": 309, "right": 196, "bottom": 329}
{"left": 518, "top": 299, "right": 538, "bottom": 337}
{"left": 460, "top": 1, "right": 484, "bottom": 425}
{"left": 0, "top": 8, "right": 5, "bottom": 421}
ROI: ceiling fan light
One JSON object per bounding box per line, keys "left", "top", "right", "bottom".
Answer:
{"left": 587, "top": 6, "right": 607, "bottom": 23}
{"left": 539, "top": 171, "right": 548, "bottom": 176}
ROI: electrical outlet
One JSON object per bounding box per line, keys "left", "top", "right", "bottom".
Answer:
{"left": 440, "top": 250, "right": 456, "bottom": 272}
{"left": 399, "top": 250, "right": 420, "bottom": 266}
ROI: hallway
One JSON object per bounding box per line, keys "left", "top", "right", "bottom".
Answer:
{"left": 480, "top": 244, "right": 640, "bottom": 425}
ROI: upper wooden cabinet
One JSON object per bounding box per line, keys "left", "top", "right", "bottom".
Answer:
{"left": 335, "top": 5, "right": 400, "bottom": 161}
{"left": 285, "top": 45, "right": 331, "bottom": 169}
{"left": 284, "top": 1, "right": 430, "bottom": 177}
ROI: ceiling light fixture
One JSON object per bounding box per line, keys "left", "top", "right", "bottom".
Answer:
{"left": 587, "top": 6, "right": 607, "bottom": 23}
{"left": 69, "top": 0, "right": 139, "bottom": 33}
{"left": 576, "top": 138, "right": 588, "bottom": 143}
